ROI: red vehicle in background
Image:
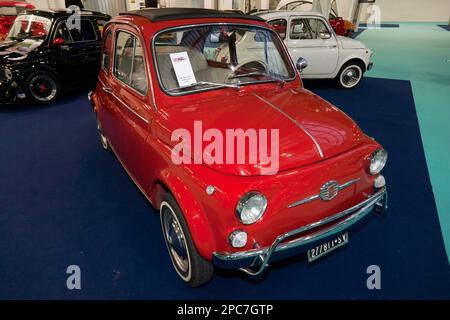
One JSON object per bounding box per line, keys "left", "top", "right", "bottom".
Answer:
{"left": 0, "top": 1, "right": 35, "bottom": 40}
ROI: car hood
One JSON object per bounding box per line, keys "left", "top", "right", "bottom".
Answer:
{"left": 156, "top": 88, "right": 365, "bottom": 176}
{"left": 337, "top": 35, "right": 367, "bottom": 49}
{"left": 0, "top": 38, "right": 43, "bottom": 62}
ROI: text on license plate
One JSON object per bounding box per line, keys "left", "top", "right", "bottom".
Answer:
{"left": 307, "top": 233, "right": 349, "bottom": 263}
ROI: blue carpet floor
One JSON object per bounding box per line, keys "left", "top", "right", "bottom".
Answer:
{"left": 0, "top": 77, "right": 449, "bottom": 299}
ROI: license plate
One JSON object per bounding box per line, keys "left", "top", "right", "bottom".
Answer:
{"left": 307, "top": 233, "right": 349, "bottom": 263}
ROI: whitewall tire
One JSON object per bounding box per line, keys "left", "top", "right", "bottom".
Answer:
{"left": 160, "top": 194, "right": 214, "bottom": 287}
{"left": 336, "top": 62, "right": 364, "bottom": 89}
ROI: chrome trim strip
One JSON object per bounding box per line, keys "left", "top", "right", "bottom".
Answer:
{"left": 213, "top": 187, "right": 387, "bottom": 276}
{"left": 253, "top": 92, "right": 324, "bottom": 158}
{"left": 97, "top": 78, "right": 149, "bottom": 124}
{"left": 112, "top": 92, "right": 149, "bottom": 124}
{"left": 287, "top": 178, "right": 360, "bottom": 208}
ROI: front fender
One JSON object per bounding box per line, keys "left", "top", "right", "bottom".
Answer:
{"left": 150, "top": 146, "right": 217, "bottom": 261}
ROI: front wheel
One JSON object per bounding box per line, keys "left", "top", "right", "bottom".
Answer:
{"left": 160, "top": 193, "right": 214, "bottom": 287}
{"left": 336, "top": 61, "right": 364, "bottom": 89}
{"left": 25, "top": 71, "right": 60, "bottom": 104}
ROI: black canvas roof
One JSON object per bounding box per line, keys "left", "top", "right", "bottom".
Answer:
{"left": 120, "top": 8, "right": 265, "bottom": 22}
{"left": 24, "top": 9, "right": 110, "bottom": 19}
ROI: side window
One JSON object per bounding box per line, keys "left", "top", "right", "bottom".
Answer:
{"left": 102, "top": 29, "right": 112, "bottom": 72}
{"left": 268, "top": 19, "right": 287, "bottom": 40}
{"left": 69, "top": 19, "right": 97, "bottom": 42}
{"left": 290, "top": 18, "right": 330, "bottom": 40}
{"left": 54, "top": 21, "right": 73, "bottom": 43}
{"left": 113, "top": 31, "right": 148, "bottom": 95}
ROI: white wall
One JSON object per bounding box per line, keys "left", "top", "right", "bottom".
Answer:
{"left": 358, "top": 0, "right": 450, "bottom": 23}
{"left": 28, "top": 0, "right": 66, "bottom": 10}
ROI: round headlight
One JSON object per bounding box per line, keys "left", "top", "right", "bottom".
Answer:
{"left": 236, "top": 192, "right": 267, "bottom": 225}
{"left": 4, "top": 68, "right": 12, "bottom": 80}
{"left": 369, "top": 149, "right": 388, "bottom": 175}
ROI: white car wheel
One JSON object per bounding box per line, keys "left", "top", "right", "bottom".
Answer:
{"left": 338, "top": 63, "right": 364, "bottom": 89}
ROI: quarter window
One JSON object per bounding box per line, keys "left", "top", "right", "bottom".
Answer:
{"left": 113, "top": 31, "right": 148, "bottom": 95}
{"left": 268, "top": 19, "right": 287, "bottom": 40}
{"left": 290, "top": 18, "right": 330, "bottom": 40}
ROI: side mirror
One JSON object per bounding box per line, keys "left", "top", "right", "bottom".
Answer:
{"left": 52, "top": 37, "right": 65, "bottom": 46}
{"left": 296, "top": 57, "right": 308, "bottom": 72}
{"left": 319, "top": 32, "right": 331, "bottom": 39}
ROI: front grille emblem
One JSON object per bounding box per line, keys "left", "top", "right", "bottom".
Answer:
{"left": 287, "top": 178, "right": 360, "bottom": 208}
{"left": 319, "top": 180, "right": 340, "bottom": 201}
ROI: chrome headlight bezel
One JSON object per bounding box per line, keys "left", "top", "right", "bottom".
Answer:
{"left": 4, "top": 67, "right": 13, "bottom": 80}
{"left": 236, "top": 192, "right": 268, "bottom": 225}
{"left": 369, "top": 149, "right": 388, "bottom": 175}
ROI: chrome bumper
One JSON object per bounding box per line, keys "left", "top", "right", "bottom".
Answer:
{"left": 213, "top": 187, "right": 388, "bottom": 276}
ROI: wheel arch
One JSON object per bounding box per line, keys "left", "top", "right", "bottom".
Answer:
{"left": 339, "top": 57, "right": 367, "bottom": 73}
{"left": 150, "top": 174, "right": 217, "bottom": 261}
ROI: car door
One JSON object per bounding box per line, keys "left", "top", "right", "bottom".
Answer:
{"left": 50, "top": 18, "right": 85, "bottom": 84}
{"left": 286, "top": 16, "right": 339, "bottom": 77}
{"left": 101, "top": 27, "right": 153, "bottom": 187}
{"left": 67, "top": 18, "right": 101, "bottom": 82}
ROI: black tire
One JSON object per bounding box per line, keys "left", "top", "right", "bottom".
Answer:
{"left": 335, "top": 60, "right": 365, "bottom": 89}
{"left": 95, "top": 113, "right": 111, "bottom": 151}
{"left": 160, "top": 193, "right": 214, "bottom": 287}
{"left": 25, "top": 71, "right": 60, "bottom": 104}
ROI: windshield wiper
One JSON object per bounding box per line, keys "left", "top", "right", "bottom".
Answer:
{"left": 167, "top": 81, "right": 241, "bottom": 93}
{"left": 228, "top": 72, "right": 286, "bottom": 86}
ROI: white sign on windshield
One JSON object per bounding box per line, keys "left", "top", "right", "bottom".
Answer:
{"left": 169, "top": 51, "right": 197, "bottom": 88}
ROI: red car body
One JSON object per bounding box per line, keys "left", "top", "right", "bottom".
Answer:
{"left": 90, "top": 9, "right": 387, "bottom": 287}
{"left": 0, "top": 1, "right": 35, "bottom": 40}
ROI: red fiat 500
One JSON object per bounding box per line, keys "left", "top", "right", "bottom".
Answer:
{"left": 0, "top": 1, "right": 35, "bottom": 40}
{"left": 90, "top": 8, "right": 388, "bottom": 287}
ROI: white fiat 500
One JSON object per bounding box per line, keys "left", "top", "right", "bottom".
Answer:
{"left": 254, "top": 11, "right": 373, "bottom": 88}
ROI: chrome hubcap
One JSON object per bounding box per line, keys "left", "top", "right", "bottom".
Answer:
{"left": 96, "top": 118, "right": 108, "bottom": 149}
{"left": 341, "top": 66, "right": 362, "bottom": 87}
{"left": 162, "top": 210, "right": 189, "bottom": 272}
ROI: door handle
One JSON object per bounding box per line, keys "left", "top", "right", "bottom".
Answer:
{"left": 327, "top": 45, "right": 337, "bottom": 48}
{"left": 102, "top": 86, "right": 113, "bottom": 93}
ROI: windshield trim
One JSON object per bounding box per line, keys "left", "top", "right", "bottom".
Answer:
{"left": 151, "top": 22, "right": 297, "bottom": 97}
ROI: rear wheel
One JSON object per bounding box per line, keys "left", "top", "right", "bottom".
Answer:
{"left": 95, "top": 114, "right": 110, "bottom": 151}
{"left": 25, "top": 71, "right": 60, "bottom": 104}
{"left": 160, "top": 193, "right": 214, "bottom": 287}
{"left": 336, "top": 61, "right": 364, "bottom": 89}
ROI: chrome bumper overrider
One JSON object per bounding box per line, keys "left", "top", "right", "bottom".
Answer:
{"left": 213, "top": 187, "right": 388, "bottom": 276}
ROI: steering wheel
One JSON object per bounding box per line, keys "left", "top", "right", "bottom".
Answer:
{"left": 228, "top": 60, "right": 267, "bottom": 79}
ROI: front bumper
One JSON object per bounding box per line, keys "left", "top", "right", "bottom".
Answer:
{"left": 213, "top": 187, "right": 387, "bottom": 276}
{"left": 0, "top": 78, "right": 16, "bottom": 103}
{"left": 367, "top": 62, "right": 373, "bottom": 71}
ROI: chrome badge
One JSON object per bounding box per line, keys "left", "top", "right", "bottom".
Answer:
{"left": 319, "top": 180, "right": 340, "bottom": 201}
{"left": 288, "top": 178, "right": 360, "bottom": 208}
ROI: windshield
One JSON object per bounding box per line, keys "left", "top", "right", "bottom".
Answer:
{"left": 154, "top": 24, "right": 295, "bottom": 94}
{"left": 7, "top": 14, "right": 51, "bottom": 40}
